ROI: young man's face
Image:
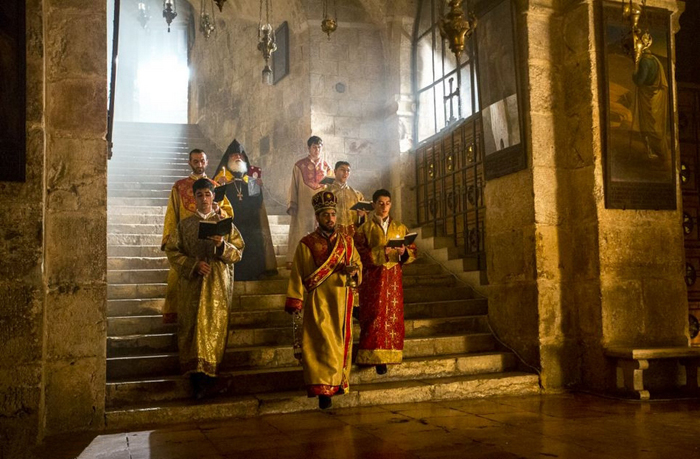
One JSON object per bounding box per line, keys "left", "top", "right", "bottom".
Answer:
{"left": 195, "top": 188, "right": 214, "bottom": 214}
{"left": 316, "top": 209, "right": 336, "bottom": 232}
{"left": 308, "top": 142, "right": 323, "bottom": 161}
{"left": 334, "top": 165, "right": 351, "bottom": 184}
{"left": 189, "top": 152, "right": 208, "bottom": 175}
{"left": 373, "top": 195, "right": 391, "bottom": 219}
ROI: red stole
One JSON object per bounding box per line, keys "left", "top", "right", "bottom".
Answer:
{"left": 295, "top": 157, "right": 331, "bottom": 191}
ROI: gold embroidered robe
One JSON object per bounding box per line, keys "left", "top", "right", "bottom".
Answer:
{"left": 354, "top": 215, "right": 416, "bottom": 365}
{"left": 165, "top": 213, "right": 244, "bottom": 376}
{"left": 285, "top": 229, "right": 362, "bottom": 397}
{"left": 286, "top": 157, "right": 332, "bottom": 263}
{"left": 327, "top": 182, "right": 364, "bottom": 232}
{"left": 161, "top": 174, "right": 233, "bottom": 323}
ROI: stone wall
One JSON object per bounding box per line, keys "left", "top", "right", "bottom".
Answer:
{"left": 485, "top": 0, "right": 686, "bottom": 392}
{"left": 190, "top": 0, "right": 415, "bottom": 213}
{"left": 0, "top": 1, "right": 108, "bottom": 456}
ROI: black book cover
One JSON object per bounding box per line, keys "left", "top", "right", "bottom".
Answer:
{"left": 198, "top": 217, "right": 233, "bottom": 239}
{"left": 385, "top": 232, "right": 417, "bottom": 248}
{"left": 350, "top": 201, "right": 374, "bottom": 212}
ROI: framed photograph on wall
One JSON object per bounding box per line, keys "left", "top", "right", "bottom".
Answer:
{"left": 476, "top": 0, "right": 526, "bottom": 180}
{"left": 0, "top": 0, "right": 26, "bottom": 182}
{"left": 602, "top": 3, "right": 676, "bottom": 210}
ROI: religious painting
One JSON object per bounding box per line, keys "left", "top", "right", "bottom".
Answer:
{"left": 602, "top": 3, "right": 676, "bottom": 210}
{"left": 0, "top": 0, "right": 26, "bottom": 182}
{"left": 273, "top": 21, "right": 289, "bottom": 85}
{"left": 475, "top": 0, "right": 525, "bottom": 180}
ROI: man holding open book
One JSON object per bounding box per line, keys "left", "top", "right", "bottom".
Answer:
{"left": 165, "top": 178, "right": 244, "bottom": 399}
{"left": 327, "top": 160, "right": 367, "bottom": 235}
{"left": 354, "top": 189, "right": 417, "bottom": 375}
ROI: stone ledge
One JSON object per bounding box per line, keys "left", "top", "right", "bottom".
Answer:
{"left": 104, "top": 371, "right": 539, "bottom": 431}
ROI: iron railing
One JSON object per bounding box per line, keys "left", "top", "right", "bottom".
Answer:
{"left": 415, "top": 114, "right": 485, "bottom": 269}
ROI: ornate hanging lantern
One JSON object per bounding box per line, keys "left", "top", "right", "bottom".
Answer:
{"left": 200, "top": 0, "right": 216, "bottom": 38}
{"left": 258, "top": 0, "right": 277, "bottom": 85}
{"left": 621, "top": 0, "right": 651, "bottom": 66}
{"left": 438, "top": 0, "right": 477, "bottom": 60}
{"left": 321, "top": 0, "right": 337, "bottom": 39}
{"left": 137, "top": 2, "right": 151, "bottom": 29}
{"left": 163, "top": 0, "right": 177, "bottom": 32}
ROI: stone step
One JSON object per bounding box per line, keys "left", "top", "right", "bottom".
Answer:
{"left": 108, "top": 214, "right": 167, "bottom": 225}
{"left": 108, "top": 223, "right": 164, "bottom": 235}
{"left": 107, "top": 171, "right": 188, "bottom": 183}
{"left": 108, "top": 283, "right": 166, "bottom": 300}
{"left": 268, "top": 223, "right": 290, "bottom": 235}
{"left": 108, "top": 174, "right": 185, "bottom": 184}
{"left": 108, "top": 182, "right": 179, "bottom": 193}
{"left": 107, "top": 295, "right": 487, "bottom": 319}
{"left": 104, "top": 371, "right": 540, "bottom": 429}
{"left": 108, "top": 269, "right": 169, "bottom": 284}
{"left": 107, "top": 256, "right": 168, "bottom": 271}
{"left": 106, "top": 275, "right": 465, "bottom": 302}
{"left": 107, "top": 205, "right": 167, "bottom": 216}
{"left": 108, "top": 298, "right": 166, "bottom": 316}
{"left": 402, "top": 273, "right": 456, "bottom": 288}
{"left": 109, "top": 197, "right": 170, "bottom": 207}
{"left": 271, "top": 233, "right": 288, "bottom": 245}
{"left": 107, "top": 245, "right": 162, "bottom": 257}
{"left": 107, "top": 313, "right": 489, "bottom": 345}
{"left": 105, "top": 351, "right": 519, "bottom": 407}
{"left": 108, "top": 233, "right": 162, "bottom": 246}
{"left": 108, "top": 164, "right": 191, "bottom": 174}
{"left": 111, "top": 146, "right": 192, "bottom": 155}
{"left": 267, "top": 215, "right": 291, "bottom": 225}
{"left": 108, "top": 189, "right": 172, "bottom": 199}
{"left": 106, "top": 333, "right": 496, "bottom": 379}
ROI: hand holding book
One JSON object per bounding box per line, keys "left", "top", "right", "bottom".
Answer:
{"left": 198, "top": 217, "right": 233, "bottom": 240}
{"left": 385, "top": 232, "right": 417, "bottom": 248}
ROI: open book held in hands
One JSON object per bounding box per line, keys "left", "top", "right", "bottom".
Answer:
{"left": 198, "top": 217, "right": 233, "bottom": 239}
{"left": 385, "top": 232, "right": 417, "bottom": 248}
{"left": 350, "top": 201, "right": 374, "bottom": 212}
{"left": 214, "top": 184, "right": 228, "bottom": 202}
{"left": 319, "top": 176, "right": 335, "bottom": 185}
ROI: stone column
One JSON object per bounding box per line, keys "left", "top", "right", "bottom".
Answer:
{"left": 43, "top": 0, "right": 108, "bottom": 435}
{"left": 0, "top": 2, "right": 47, "bottom": 456}
{"left": 485, "top": 0, "right": 686, "bottom": 391}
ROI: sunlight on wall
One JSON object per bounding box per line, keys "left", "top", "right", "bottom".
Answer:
{"left": 135, "top": 56, "right": 189, "bottom": 123}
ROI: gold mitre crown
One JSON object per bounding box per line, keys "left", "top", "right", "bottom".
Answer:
{"left": 312, "top": 190, "right": 337, "bottom": 214}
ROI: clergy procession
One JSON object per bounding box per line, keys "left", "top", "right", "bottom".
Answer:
{"left": 162, "top": 135, "right": 416, "bottom": 408}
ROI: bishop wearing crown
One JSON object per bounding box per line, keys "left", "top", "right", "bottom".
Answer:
{"left": 284, "top": 190, "right": 362, "bottom": 410}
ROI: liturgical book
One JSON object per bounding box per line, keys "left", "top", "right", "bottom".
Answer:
{"left": 198, "top": 217, "right": 233, "bottom": 239}
{"left": 385, "top": 232, "right": 417, "bottom": 248}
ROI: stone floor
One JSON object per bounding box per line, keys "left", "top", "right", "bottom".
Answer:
{"left": 39, "top": 393, "right": 700, "bottom": 459}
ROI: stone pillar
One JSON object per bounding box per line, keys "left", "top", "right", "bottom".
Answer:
{"left": 43, "top": 0, "right": 108, "bottom": 435}
{"left": 0, "top": 2, "right": 47, "bottom": 456}
{"left": 485, "top": 0, "right": 686, "bottom": 391}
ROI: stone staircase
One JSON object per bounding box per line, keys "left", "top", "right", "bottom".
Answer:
{"left": 106, "top": 122, "right": 539, "bottom": 430}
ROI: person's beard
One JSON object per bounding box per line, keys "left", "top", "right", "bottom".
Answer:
{"left": 318, "top": 221, "right": 335, "bottom": 233}
{"left": 228, "top": 158, "right": 248, "bottom": 174}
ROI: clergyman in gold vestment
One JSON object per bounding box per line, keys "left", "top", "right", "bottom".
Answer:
{"left": 166, "top": 178, "right": 244, "bottom": 399}
{"left": 285, "top": 190, "right": 362, "bottom": 410}
{"left": 161, "top": 149, "right": 233, "bottom": 324}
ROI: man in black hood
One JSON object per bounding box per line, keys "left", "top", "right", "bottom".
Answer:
{"left": 214, "top": 139, "right": 278, "bottom": 280}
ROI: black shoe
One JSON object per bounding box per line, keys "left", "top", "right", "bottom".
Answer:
{"left": 375, "top": 364, "right": 388, "bottom": 375}
{"left": 191, "top": 372, "right": 212, "bottom": 400}
{"left": 318, "top": 395, "right": 333, "bottom": 410}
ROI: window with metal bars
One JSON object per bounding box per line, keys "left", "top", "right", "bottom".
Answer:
{"left": 412, "top": 0, "right": 479, "bottom": 144}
